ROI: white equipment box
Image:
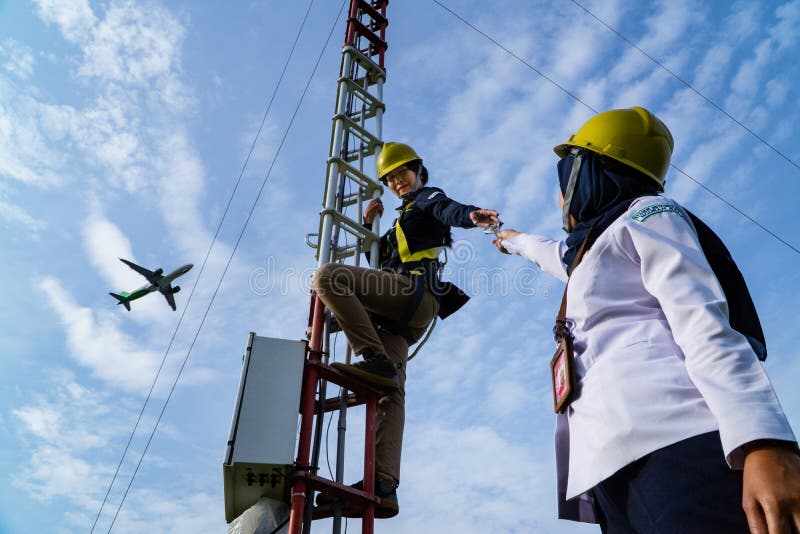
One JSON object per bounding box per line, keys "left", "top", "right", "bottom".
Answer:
{"left": 223, "top": 333, "right": 306, "bottom": 523}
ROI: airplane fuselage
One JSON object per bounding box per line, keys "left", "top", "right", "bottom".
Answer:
{"left": 111, "top": 260, "right": 193, "bottom": 310}
{"left": 156, "top": 264, "right": 193, "bottom": 294}
{"left": 126, "top": 284, "right": 158, "bottom": 301}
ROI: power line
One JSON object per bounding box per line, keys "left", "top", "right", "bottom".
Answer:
{"left": 90, "top": 0, "right": 317, "bottom": 531}
{"left": 430, "top": 0, "right": 597, "bottom": 115}
{"left": 672, "top": 164, "right": 800, "bottom": 255}
{"left": 429, "top": 0, "right": 800, "bottom": 257}
{"left": 567, "top": 0, "right": 800, "bottom": 174}
{"left": 104, "top": 0, "right": 348, "bottom": 530}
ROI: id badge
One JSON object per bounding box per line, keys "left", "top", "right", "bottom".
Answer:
{"left": 550, "top": 336, "right": 575, "bottom": 413}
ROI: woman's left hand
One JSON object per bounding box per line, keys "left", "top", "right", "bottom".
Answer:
{"left": 470, "top": 209, "right": 500, "bottom": 227}
{"left": 742, "top": 442, "right": 800, "bottom": 533}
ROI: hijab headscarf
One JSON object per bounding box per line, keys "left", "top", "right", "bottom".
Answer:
{"left": 558, "top": 149, "right": 661, "bottom": 271}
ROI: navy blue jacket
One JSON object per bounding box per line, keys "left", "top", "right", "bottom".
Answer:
{"left": 367, "top": 186, "right": 479, "bottom": 319}
{"left": 377, "top": 186, "right": 477, "bottom": 271}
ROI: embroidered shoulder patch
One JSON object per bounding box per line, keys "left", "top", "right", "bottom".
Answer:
{"left": 427, "top": 191, "right": 442, "bottom": 200}
{"left": 631, "top": 203, "right": 685, "bottom": 222}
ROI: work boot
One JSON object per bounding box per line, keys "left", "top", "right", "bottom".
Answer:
{"left": 315, "top": 477, "right": 399, "bottom": 519}
{"left": 331, "top": 353, "right": 400, "bottom": 390}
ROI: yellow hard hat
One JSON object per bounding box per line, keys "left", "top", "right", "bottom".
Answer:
{"left": 376, "top": 142, "right": 421, "bottom": 179}
{"left": 553, "top": 107, "right": 674, "bottom": 189}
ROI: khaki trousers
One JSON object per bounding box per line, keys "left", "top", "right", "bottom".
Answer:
{"left": 312, "top": 263, "right": 438, "bottom": 481}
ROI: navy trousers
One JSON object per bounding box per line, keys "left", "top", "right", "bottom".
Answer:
{"left": 592, "top": 431, "right": 750, "bottom": 533}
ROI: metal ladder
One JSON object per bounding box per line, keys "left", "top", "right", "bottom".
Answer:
{"left": 289, "top": 2, "right": 389, "bottom": 533}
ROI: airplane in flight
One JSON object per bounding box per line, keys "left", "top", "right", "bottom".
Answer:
{"left": 109, "top": 259, "right": 193, "bottom": 311}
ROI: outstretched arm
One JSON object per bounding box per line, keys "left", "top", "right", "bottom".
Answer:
{"left": 494, "top": 229, "right": 568, "bottom": 282}
{"left": 414, "top": 187, "right": 498, "bottom": 228}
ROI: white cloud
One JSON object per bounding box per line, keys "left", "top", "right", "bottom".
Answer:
{"left": 10, "top": 370, "right": 224, "bottom": 532}
{"left": 155, "top": 129, "right": 213, "bottom": 258}
{"left": 1, "top": 38, "right": 36, "bottom": 79}
{"left": 12, "top": 371, "right": 125, "bottom": 509}
{"left": 725, "top": 1, "right": 762, "bottom": 42}
{"left": 0, "top": 197, "right": 48, "bottom": 234}
{"left": 101, "top": 490, "right": 222, "bottom": 534}
{"left": 12, "top": 0, "right": 195, "bottom": 199}
{"left": 36, "top": 276, "right": 168, "bottom": 393}
{"left": 82, "top": 205, "right": 139, "bottom": 288}
{"left": 770, "top": 0, "right": 800, "bottom": 52}
{"left": 37, "top": 272, "right": 218, "bottom": 390}
{"left": 692, "top": 42, "right": 734, "bottom": 95}
{"left": 729, "top": 39, "right": 772, "bottom": 103}
{"left": 394, "top": 424, "right": 564, "bottom": 533}
{"left": 32, "top": 0, "right": 97, "bottom": 43}
{"left": 0, "top": 81, "right": 75, "bottom": 187}
{"left": 78, "top": 1, "right": 188, "bottom": 100}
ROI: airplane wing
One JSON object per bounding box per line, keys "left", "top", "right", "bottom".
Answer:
{"left": 162, "top": 288, "right": 177, "bottom": 311}
{"left": 120, "top": 258, "right": 161, "bottom": 283}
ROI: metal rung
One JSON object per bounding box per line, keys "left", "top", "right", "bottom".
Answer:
{"left": 296, "top": 472, "right": 380, "bottom": 521}
{"left": 334, "top": 116, "right": 382, "bottom": 161}
{"left": 334, "top": 113, "right": 381, "bottom": 149}
{"left": 344, "top": 146, "right": 376, "bottom": 163}
{"left": 348, "top": 18, "right": 386, "bottom": 55}
{"left": 305, "top": 360, "right": 385, "bottom": 398}
{"left": 316, "top": 392, "right": 361, "bottom": 415}
{"left": 328, "top": 157, "right": 383, "bottom": 195}
{"left": 333, "top": 243, "right": 357, "bottom": 261}
{"left": 355, "top": 0, "right": 387, "bottom": 28}
{"left": 342, "top": 192, "right": 361, "bottom": 208}
{"left": 347, "top": 110, "right": 376, "bottom": 124}
{"left": 320, "top": 209, "right": 379, "bottom": 248}
{"left": 343, "top": 45, "right": 385, "bottom": 84}
{"left": 340, "top": 77, "right": 385, "bottom": 119}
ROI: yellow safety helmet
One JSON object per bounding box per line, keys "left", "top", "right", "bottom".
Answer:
{"left": 553, "top": 106, "right": 674, "bottom": 189}
{"left": 376, "top": 142, "right": 421, "bottom": 179}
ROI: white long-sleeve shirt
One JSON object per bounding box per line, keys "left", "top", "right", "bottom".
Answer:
{"left": 502, "top": 196, "right": 795, "bottom": 521}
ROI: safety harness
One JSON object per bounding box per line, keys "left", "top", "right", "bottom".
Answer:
{"left": 372, "top": 198, "right": 468, "bottom": 343}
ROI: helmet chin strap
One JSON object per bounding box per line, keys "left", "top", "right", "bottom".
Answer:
{"left": 562, "top": 149, "right": 583, "bottom": 233}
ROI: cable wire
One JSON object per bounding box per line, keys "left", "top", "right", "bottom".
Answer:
{"left": 430, "top": 0, "right": 597, "bottom": 115}
{"left": 89, "top": 3, "right": 317, "bottom": 531}
{"left": 104, "top": 0, "right": 348, "bottom": 530}
{"left": 567, "top": 0, "right": 800, "bottom": 173}
{"left": 672, "top": 164, "right": 800, "bottom": 255}
{"left": 429, "top": 0, "right": 800, "bottom": 256}
{"left": 270, "top": 515, "right": 290, "bottom": 534}
{"left": 325, "top": 332, "right": 340, "bottom": 479}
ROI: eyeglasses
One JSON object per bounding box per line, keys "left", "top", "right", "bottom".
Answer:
{"left": 382, "top": 167, "right": 408, "bottom": 184}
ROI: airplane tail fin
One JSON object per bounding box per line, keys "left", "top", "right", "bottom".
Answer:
{"left": 109, "top": 293, "right": 131, "bottom": 311}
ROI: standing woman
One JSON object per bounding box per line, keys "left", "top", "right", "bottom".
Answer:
{"left": 313, "top": 142, "right": 499, "bottom": 517}
{"left": 494, "top": 107, "right": 800, "bottom": 532}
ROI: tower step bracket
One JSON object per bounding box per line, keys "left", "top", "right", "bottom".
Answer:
{"left": 318, "top": 209, "right": 380, "bottom": 252}
{"left": 353, "top": 0, "right": 388, "bottom": 29}
{"left": 345, "top": 1, "right": 388, "bottom": 64}
{"left": 339, "top": 77, "right": 385, "bottom": 121}
{"left": 332, "top": 113, "right": 382, "bottom": 161}
{"left": 327, "top": 156, "right": 384, "bottom": 197}
{"left": 342, "top": 45, "right": 386, "bottom": 85}
{"left": 347, "top": 18, "right": 387, "bottom": 57}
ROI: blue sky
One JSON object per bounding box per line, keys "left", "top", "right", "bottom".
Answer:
{"left": 2, "top": 0, "right": 800, "bottom": 532}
